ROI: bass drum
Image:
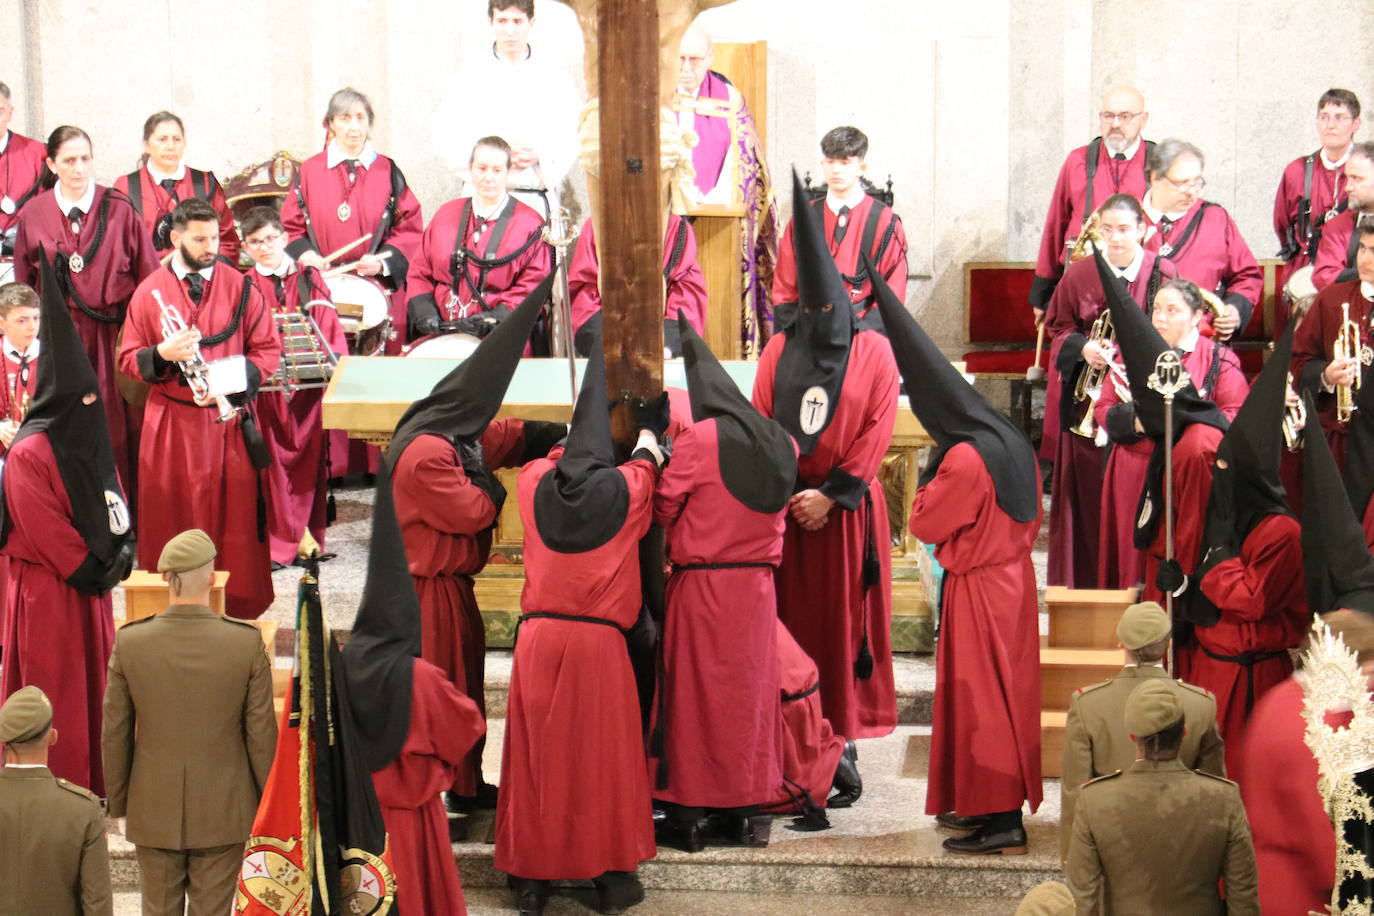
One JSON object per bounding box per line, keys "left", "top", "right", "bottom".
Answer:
{"left": 326, "top": 273, "right": 391, "bottom": 356}
{"left": 402, "top": 332, "right": 483, "bottom": 360}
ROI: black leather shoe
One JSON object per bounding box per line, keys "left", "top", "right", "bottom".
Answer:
{"left": 941, "top": 823, "right": 1028, "bottom": 855}
{"left": 935, "top": 811, "right": 990, "bottom": 831}
{"left": 512, "top": 877, "right": 549, "bottom": 914}
{"left": 828, "top": 740, "right": 863, "bottom": 808}
{"left": 593, "top": 871, "right": 645, "bottom": 913}
{"left": 654, "top": 816, "right": 705, "bottom": 853}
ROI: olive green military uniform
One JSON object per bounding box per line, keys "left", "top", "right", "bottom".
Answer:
{"left": 0, "top": 766, "right": 112, "bottom": 916}
{"left": 1066, "top": 759, "right": 1258, "bottom": 915}
{"left": 101, "top": 604, "right": 276, "bottom": 916}
{"left": 1060, "top": 665, "right": 1226, "bottom": 861}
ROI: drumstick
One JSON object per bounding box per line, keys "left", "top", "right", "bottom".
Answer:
{"left": 321, "top": 251, "right": 393, "bottom": 280}
{"left": 321, "top": 233, "right": 374, "bottom": 266}
{"left": 1025, "top": 320, "right": 1047, "bottom": 382}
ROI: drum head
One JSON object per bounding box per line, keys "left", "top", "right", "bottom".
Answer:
{"left": 403, "top": 333, "right": 482, "bottom": 360}
{"left": 326, "top": 273, "right": 389, "bottom": 333}
{"left": 1283, "top": 265, "right": 1317, "bottom": 304}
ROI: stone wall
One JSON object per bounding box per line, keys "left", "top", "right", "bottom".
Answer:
{"left": 5, "top": 0, "right": 1372, "bottom": 352}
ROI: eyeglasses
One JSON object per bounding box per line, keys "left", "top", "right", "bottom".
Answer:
{"left": 244, "top": 232, "right": 284, "bottom": 250}
{"left": 1160, "top": 174, "right": 1205, "bottom": 192}
{"left": 1099, "top": 111, "right": 1142, "bottom": 124}
{"left": 1317, "top": 112, "right": 1355, "bottom": 125}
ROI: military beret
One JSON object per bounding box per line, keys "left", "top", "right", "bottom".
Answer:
{"left": 157, "top": 529, "right": 217, "bottom": 573}
{"left": 1124, "top": 679, "right": 1184, "bottom": 737}
{"left": 1116, "top": 601, "right": 1172, "bottom": 650}
{"left": 0, "top": 686, "right": 53, "bottom": 744}
{"left": 1014, "top": 881, "right": 1074, "bottom": 916}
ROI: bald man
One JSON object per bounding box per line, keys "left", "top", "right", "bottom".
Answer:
{"left": 675, "top": 22, "right": 754, "bottom": 205}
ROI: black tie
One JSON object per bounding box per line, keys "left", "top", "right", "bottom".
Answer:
{"left": 345, "top": 160, "right": 359, "bottom": 183}
{"left": 16, "top": 353, "right": 28, "bottom": 388}
{"left": 160, "top": 178, "right": 179, "bottom": 198}
{"left": 833, "top": 205, "right": 850, "bottom": 245}
{"left": 271, "top": 274, "right": 285, "bottom": 302}
{"left": 186, "top": 273, "right": 204, "bottom": 304}
{"left": 68, "top": 207, "right": 82, "bottom": 235}
{"left": 1113, "top": 152, "right": 1126, "bottom": 161}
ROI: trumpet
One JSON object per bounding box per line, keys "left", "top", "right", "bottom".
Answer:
{"left": 154, "top": 289, "right": 241, "bottom": 424}
{"left": 1283, "top": 372, "right": 1306, "bottom": 451}
{"left": 1335, "top": 300, "right": 1362, "bottom": 424}
{"left": 1071, "top": 310, "right": 1116, "bottom": 438}
{"left": 1066, "top": 208, "right": 1104, "bottom": 264}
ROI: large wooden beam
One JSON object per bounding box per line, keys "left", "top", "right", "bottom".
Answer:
{"left": 597, "top": 0, "right": 663, "bottom": 447}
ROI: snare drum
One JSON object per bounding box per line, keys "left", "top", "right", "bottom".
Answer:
{"left": 326, "top": 273, "right": 391, "bottom": 355}
{"left": 402, "top": 332, "right": 483, "bottom": 360}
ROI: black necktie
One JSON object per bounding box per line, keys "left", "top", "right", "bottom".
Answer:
{"left": 1113, "top": 152, "right": 1126, "bottom": 161}
{"left": 833, "top": 205, "right": 850, "bottom": 245}
{"left": 186, "top": 273, "right": 204, "bottom": 304}
{"left": 15, "top": 353, "right": 28, "bottom": 388}
{"left": 271, "top": 274, "right": 285, "bottom": 302}
{"left": 160, "top": 178, "right": 179, "bottom": 198}
{"left": 345, "top": 160, "right": 359, "bottom": 183}
{"left": 68, "top": 207, "right": 82, "bottom": 235}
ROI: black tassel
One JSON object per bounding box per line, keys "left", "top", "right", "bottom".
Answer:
{"left": 854, "top": 637, "right": 874, "bottom": 680}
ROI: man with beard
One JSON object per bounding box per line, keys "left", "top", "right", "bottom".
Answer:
{"left": 118, "top": 198, "right": 281, "bottom": 619}
{"left": 0, "top": 254, "right": 135, "bottom": 796}
{"left": 1312, "top": 141, "right": 1374, "bottom": 289}
{"left": 389, "top": 274, "right": 565, "bottom": 812}
{"left": 752, "top": 174, "right": 898, "bottom": 747}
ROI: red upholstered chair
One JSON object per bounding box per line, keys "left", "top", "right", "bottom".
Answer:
{"left": 961, "top": 261, "right": 1039, "bottom": 377}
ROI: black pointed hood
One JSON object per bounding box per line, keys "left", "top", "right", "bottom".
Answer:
{"left": 1302, "top": 392, "right": 1374, "bottom": 615}
{"left": 772, "top": 170, "right": 856, "bottom": 456}
{"left": 339, "top": 457, "right": 420, "bottom": 771}
{"left": 533, "top": 335, "right": 629, "bottom": 553}
{"left": 389, "top": 272, "right": 554, "bottom": 461}
{"left": 1, "top": 251, "right": 132, "bottom": 563}
{"left": 871, "top": 255, "right": 1039, "bottom": 522}
{"left": 679, "top": 315, "right": 796, "bottom": 513}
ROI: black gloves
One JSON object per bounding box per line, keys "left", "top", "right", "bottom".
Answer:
{"left": 457, "top": 437, "right": 507, "bottom": 516}
{"left": 1155, "top": 559, "right": 1188, "bottom": 598}
{"left": 520, "top": 421, "right": 569, "bottom": 463}
{"left": 67, "top": 542, "right": 137, "bottom": 596}
{"left": 631, "top": 392, "right": 671, "bottom": 439}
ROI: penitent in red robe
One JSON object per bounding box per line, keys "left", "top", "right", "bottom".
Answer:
{"left": 648, "top": 418, "right": 784, "bottom": 808}
{"left": 372, "top": 660, "right": 485, "bottom": 916}
{"left": 0, "top": 130, "right": 47, "bottom": 236}
{"left": 1094, "top": 339, "right": 1247, "bottom": 589}
{"left": 772, "top": 196, "right": 908, "bottom": 311}
{"left": 1138, "top": 423, "right": 1225, "bottom": 620}
{"left": 0, "top": 433, "right": 115, "bottom": 795}
{"left": 759, "top": 620, "right": 846, "bottom": 814}
{"left": 113, "top": 165, "right": 241, "bottom": 265}
{"left": 247, "top": 264, "right": 347, "bottom": 565}
{"left": 0, "top": 340, "right": 40, "bottom": 649}
{"left": 1190, "top": 513, "right": 1307, "bottom": 775}
{"left": 1291, "top": 278, "right": 1370, "bottom": 471}
{"left": 117, "top": 265, "right": 281, "bottom": 619}
{"left": 1232, "top": 676, "right": 1334, "bottom": 916}
{"left": 912, "top": 441, "right": 1042, "bottom": 817}
{"left": 752, "top": 330, "right": 898, "bottom": 740}
{"left": 1312, "top": 207, "right": 1361, "bottom": 290}
{"left": 406, "top": 196, "right": 550, "bottom": 330}
{"left": 495, "top": 450, "right": 659, "bottom": 881}
{"left": 391, "top": 419, "right": 526, "bottom": 797}
{"left": 1143, "top": 199, "right": 1263, "bottom": 332}
{"left": 1042, "top": 252, "right": 1169, "bottom": 585}
{"left": 569, "top": 216, "right": 707, "bottom": 339}
{"left": 13, "top": 187, "right": 159, "bottom": 499}
{"left": 1030, "top": 139, "right": 1151, "bottom": 310}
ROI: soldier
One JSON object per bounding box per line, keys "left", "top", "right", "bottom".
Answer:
{"left": 0, "top": 686, "right": 112, "bottom": 916}
{"left": 1059, "top": 601, "right": 1225, "bottom": 862}
{"left": 101, "top": 529, "right": 277, "bottom": 916}
{"left": 1066, "top": 680, "right": 1259, "bottom": 915}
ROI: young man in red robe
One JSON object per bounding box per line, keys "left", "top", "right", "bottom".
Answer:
{"left": 1292, "top": 221, "right": 1374, "bottom": 472}
{"left": 875, "top": 259, "right": 1044, "bottom": 854}
{"left": 1029, "top": 86, "right": 1152, "bottom": 318}
{"left": 0, "top": 254, "right": 136, "bottom": 796}
{"left": 118, "top": 198, "right": 281, "bottom": 619}
{"left": 1312, "top": 141, "right": 1374, "bottom": 290}
{"left": 407, "top": 136, "right": 550, "bottom": 346}
{"left": 648, "top": 317, "right": 795, "bottom": 851}
{"left": 240, "top": 206, "right": 347, "bottom": 567}
{"left": 1273, "top": 90, "right": 1362, "bottom": 288}
{"left": 340, "top": 457, "right": 486, "bottom": 916}
{"left": 389, "top": 275, "right": 564, "bottom": 811}
{"left": 1043, "top": 193, "right": 1168, "bottom": 587}
{"left": 1188, "top": 322, "right": 1307, "bottom": 773}
{"left": 13, "top": 126, "right": 160, "bottom": 498}
{"left": 570, "top": 214, "right": 707, "bottom": 358}
{"left": 772, "top": 127, "right": 907, "bottom": 323}
{"left": 1139, "top": 139, "right": 1261, "bottom": 341}
{"left": 496, "top": 342, "right": 670, "bottom": 915}
{"left": 0, "top": 86, "right": 47, "bottom": 244}
{"left": 752, "top": 175, "right": 898, "bottom": 744}
{"left": 0, "top": 283, "right": 40, "bottom": 454}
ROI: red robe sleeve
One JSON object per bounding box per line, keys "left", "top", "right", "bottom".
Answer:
{"left": 209, "top": 178, "right": 241, "bottom": 267}
{"left": 403, "top": 435, "right": 499, "bottom": 537}
{"left": 1199, "top": 514, "right": 1304, "bottom": 623}
{"left": 404, "top": 214, "right": 445, "bottom": 311}
{"left": 652, "top": 421, "right": 704, "bottom": 528}
{"left": 1291, "top": 286, "right": 1343, "bottom": 395}
{"left": 771, "top": 220, "right": 798, "bottom": 307}
{"left": 1221, "top": 212, "right": 1263, "bottom": 315}
{"left": 116, "top": 279, "right": 166, "bottom": 383}
{"left": 3, "top": 438, "right": 92, "bottom": 578}
{"left": 665, "top": 220, "right": 708, "bottom": 333}
{"left": 279, "top": 172, "right": 312, "bottom": 254}
{"left": 833, "top": 337, "right": 899, "bottom": 486}
{"left": 877, "top": 215, "right": 909, "bottom": 304}
{"left": 750, "top": 335, "right": 783, "bottom": 418}
{"left": 908, "top": 441, "right": 984, "bottom": 545}
{"left": 480, "top": 417, "right": 528, "bottom": 469}
{"left": 1312, "top": 211, "right": 1353, "bottom": 289}
{"left": 1273, "top": 158, "right": 1303, "bottom": 254}
{"left": 1031, "top": 150, "right": 1082, "bottom": 305}
{"left": 1210, "top": 348, "right": 1250, "bottom": 420}
{"left": 378, "top": 179, "right": 425, "bottom": 282}
{"left": 568, "top": 220, "right": 600, "bottom": 333}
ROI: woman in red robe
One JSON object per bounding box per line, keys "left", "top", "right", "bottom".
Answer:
{"left": 495, "top": 345, "right": 668, "bottom": 915}
{"left": 12, "top": 126, "right": 159, "bottom": 499}
{"left": 1044, "top": 193, "right": 1169, "bottom": 587}
{"left": 239, "top": 206, "right": 347, "bottom": 566}
{"left": 112, "top": 111, "right": 239, "bottom": 266}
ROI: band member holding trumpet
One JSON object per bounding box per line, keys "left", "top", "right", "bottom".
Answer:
{"left": 240, "top": 206, "right": 347, "bottom": 569}
{"left": 12, "top": 126, "right": 159, "bottom": 500}
{"left": 1043, "top": 194, "right": 1167, "bottom": 587}
{"left": 119, "top": 198, "right": 281, "bottom": 619}
{"left": 406, "top": 136, "right": 550, "bottom": 345}
{"left": 0, "top": 283, "right": 40, "bottom": 456}
{"left": 113, "top": 111, "right": 240, "bottom": 267}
